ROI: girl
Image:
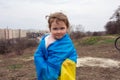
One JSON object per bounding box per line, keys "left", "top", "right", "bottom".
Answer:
{"left": 34, "top": 12, "right": 77, "bottom": 80}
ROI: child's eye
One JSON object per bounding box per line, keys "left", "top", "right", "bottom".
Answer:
{"left": 60, "top": 27, "right": 65, "bottom": 30}
{"left": 52, "top": 27, "right": 65, "bottom": 30}
{"left": 52, "top": 28, "right": 58, "bottom": 30}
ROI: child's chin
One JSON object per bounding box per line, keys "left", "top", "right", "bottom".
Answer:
{"left": 55, "top": 36, "right": 63, "bottom": 39}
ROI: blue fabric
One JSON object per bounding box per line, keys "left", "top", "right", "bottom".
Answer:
{"left": 34, "top": 33, "right": 77, "bottom": 80}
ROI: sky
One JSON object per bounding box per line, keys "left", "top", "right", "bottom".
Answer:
{"left": 0, "top": 0, "right": 120, "bottom": 32}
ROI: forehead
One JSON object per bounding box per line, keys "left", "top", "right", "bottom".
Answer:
{"left": 51, "top": 20, "right": 66, "bottom": 27}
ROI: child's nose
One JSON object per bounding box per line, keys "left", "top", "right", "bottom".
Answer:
{"left": 57, "top": 29, "right": 61, "bottom": 33}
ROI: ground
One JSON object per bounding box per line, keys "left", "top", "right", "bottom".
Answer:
{"left": 76, "top": 43, "right": 120, "bottom": 80}
{"left": 0, "top": 40, "right": 120, "bottom": 80}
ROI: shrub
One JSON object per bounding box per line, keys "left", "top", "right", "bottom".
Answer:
{"left": 0, "top": 38, "right": 38, "bottom": 55}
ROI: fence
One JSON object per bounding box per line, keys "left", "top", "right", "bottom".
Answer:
{"left": 0, "top": 29, "right": 27, "bottom": 40}
{"left": 0, "top": 28, "right": 49, "bottom": 40}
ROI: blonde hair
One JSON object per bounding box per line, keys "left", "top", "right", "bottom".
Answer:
{"left": 47, "top": 12, "right": 70, "bottom": 30}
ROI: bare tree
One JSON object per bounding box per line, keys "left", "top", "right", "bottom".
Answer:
{"left": 70, "top": 24, "right": 85, "bottom": 39}
{"left": 105, "top": 6, "right": 120, "bottom": 34}
{"left": 110, "top": 6, "right": 120, "bottom": 21}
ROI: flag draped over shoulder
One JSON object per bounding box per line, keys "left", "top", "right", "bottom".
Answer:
{"left": 34, "top": 34, "right": 77, "bottom": 80}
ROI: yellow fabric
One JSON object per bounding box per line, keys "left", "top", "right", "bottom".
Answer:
{"left": 58, "top": 59, "right": 76, "bottom": 80}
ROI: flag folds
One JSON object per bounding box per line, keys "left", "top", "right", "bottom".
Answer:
{"left": 34, "top": 34, "right": 77, "bottom": 80}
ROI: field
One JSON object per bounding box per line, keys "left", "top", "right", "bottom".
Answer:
{"left": 0, "top": 35, "right": 120, "bottom": 80}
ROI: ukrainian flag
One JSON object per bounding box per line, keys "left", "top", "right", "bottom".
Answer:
{"left": 34, "top": 34, "right": 77, "bottom": 80}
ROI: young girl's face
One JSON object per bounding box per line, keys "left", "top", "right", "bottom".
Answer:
{"left": 50, "top": 20, "right": 68, "bottom": 39}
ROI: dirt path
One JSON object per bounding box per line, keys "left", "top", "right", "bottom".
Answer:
{"left": 9, "top": 56, "right": 120, "bottom": 68}
{"left": 77, "top": 57, "right": 120, "bottom": 68}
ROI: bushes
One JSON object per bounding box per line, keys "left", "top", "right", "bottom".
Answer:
{"left": 0, "top": 38, "right": 38, "bottom": 55}
{"left": 0, "top": 40, "right": 10, "bottom": 54}
{"left": 70, "top": 31, "right": 86, "bottom": 39}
